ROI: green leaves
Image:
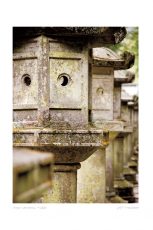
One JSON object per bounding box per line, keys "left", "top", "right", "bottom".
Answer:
{"left": 110, "top": 27, "right": 138, "bottom": 82}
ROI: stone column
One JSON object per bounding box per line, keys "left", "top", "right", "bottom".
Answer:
{"left": 106, "top": 143, "right": 114, "bottom": 197}
{"left": 77, "top": 148, "right": 106, "bottom": 203}
{"left": 128, "top": 106, "right": 139, "bottom": 172}
{"left": 114, "top": 137, "right": 125, "bottom": 181}
{"left": 123, "top": 134, "right": 137, "bottom": 183}
{"left": 106, "top": 141, "right": 127, "bottom": 203}
{"left": 133, "top": 107, "right": 139, "bottom": 146}
{"left": 42, "top": 163, "right": 80, "bottom": 203}
{"left": 127, "top": 133, "right": 132, "bottom": 161}
{"left": 114, "top": 135, "right": 134, "bottom": 202}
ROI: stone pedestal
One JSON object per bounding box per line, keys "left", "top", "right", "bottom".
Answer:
{"left": 77, "top": 121, "right": 125, "bottom": 203}
{"left": 126, "top": 100, "right": 138, "bottom": 174}
{"left": 42, "top": 163, "right": 80, "bottom": 203}
{"left": 13, "top": 128, "right": 106, "bottom": 203}
{"left": 123, "top": 134, "right": 137, "bottom": 183}
{"left": 114, "top": 136, "right": 134, "bottom": 202}
{"left": 106, "top": 143, "right": 114, "bottom": 197}
{"left": 77, "top": 148, "right": 106, "bottom": 203}
{"left": 106, "top": 141, "right": 128, "bottom": 203}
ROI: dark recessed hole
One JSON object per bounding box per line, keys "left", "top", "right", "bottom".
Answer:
{"left": 23, "top": 75, "right": 31, "bottom": 86}
{"left": 57, "top": 74, "right": 71, "bottom": 87}
{"left": 61, "top": 75, "right": 69, "bottom": 86}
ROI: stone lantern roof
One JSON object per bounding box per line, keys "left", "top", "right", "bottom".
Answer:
{"left": 121, "top": 83, "right": 138, "bottom": 102}
{"left": 13, "top": 27, "right": 126, "bottom": 47}
{"left": 93, "top": 47, "right": 135, "bottom": 69}
{"left": 114, "top": 70, "right": 135, "bottom": 84}
{"left": 121, "top": 89, "right": 133, "bottom": 102}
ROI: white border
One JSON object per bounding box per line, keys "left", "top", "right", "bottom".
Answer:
{"left": 0, "top": 1, "right": 153, "bottom": 230}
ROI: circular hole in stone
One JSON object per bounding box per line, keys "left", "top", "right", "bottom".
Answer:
{"left": 58, "top": 74, "right": 70, "bottom": 86}
{"left": 23, "top": 74, "right": 31, "bottom": 86}
{"left": 61, "top": 75, "right": 69, "bottom": 86}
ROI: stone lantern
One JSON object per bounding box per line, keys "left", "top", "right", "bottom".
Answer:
{"left": 106, "top": 70, "right": 135, "bottom": 203}
{"left": 77, "top": 47, "right": 134, "bottom": 203}
{"left": 123, "top": 84, "right": 138, "bottom": 151}
{"left": 13, "top": 27, "right": 126, "bottom": 203}
{"left": 121, "top": 84, "right": 138, "bottom": 174}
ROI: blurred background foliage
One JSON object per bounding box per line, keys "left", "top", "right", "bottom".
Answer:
{"left": 110, "top": 27, "right": 138, "bottom": 82}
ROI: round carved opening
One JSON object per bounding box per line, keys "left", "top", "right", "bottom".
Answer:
{"left": 57, "top": 74, "right": 71, "bottom": 86}
{"left": 23, "top": 74, "right": 31, "bottom": 86}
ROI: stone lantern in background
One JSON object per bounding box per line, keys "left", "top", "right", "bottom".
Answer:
{"left": 77, "top": 47, "right": 135, "bottom": 203}
{"left": 121, "top": 84, "right": 138, "bottom": 177}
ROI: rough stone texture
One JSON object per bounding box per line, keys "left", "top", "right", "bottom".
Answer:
{"left": 41, "top": 164, "right": 80, "bottom": 203}
{"left": 13, "top": 147, "right": 54, "bottom": 203}
{"left": 127, "top": 134, "right": 132, "bottom": 161}
{"left": 93, "top": 47, "right": 121, "bottom": 61}
{"left": 123, "top": 135, "right": 130, "bottom": 167}
{"left": 114, "top": 137, "right": 124, "bottom": 180}
{"left": 13, "top": 35, "right": 89, "bottom": 128}
{"left": 132, "top": 108, "right": 138, "bottom": 147}
{"left": 92, "top": 49, "right": 135, "bottom": 122}
{"left": 113, "top": 86, "right": 121, "bottom": 120}
{"left": 77, "top": 148, "right": 106, "bottom": 203}
{"left": 93, "top": 48, "right": 135, "bottom": 70}
{"left": 13, "top": 29, "right": 115, "bottom": 203}
{"left": 113, "top": 70, "right": 135, "bottom": 120}
{"left": 91, "top": 66, "right": 114, "bottom": 121}
{"left": 13, "top": 27, "right": 127, "bottom": 46}
{"left": 113, "top": 136, "right": 134, "bottom": 202}
{"left": 121, "top": 102, "right": 131, "bottom": 125}
{"left": 13, "top": 28, "right": 137, "bottom": 203}
{"left": 106, "top": 142, "right": 115, "bottom": 196}
{"left": 114, "top": 70, "right": 135, "bottom": 84}
{"left": 77, "top": 48, "right": 134, "bottom": 203}
{"left": 13, "top": 128, "right": 106, "bottom": 163}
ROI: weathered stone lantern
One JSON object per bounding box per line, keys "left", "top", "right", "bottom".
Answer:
{"left": 77, "top": 47, "right": 134, "bottom": 203}
{"left": 106, "top": 70, "right": 135, "bottom": 202}
{"left": 13, "top": 27, "right": 126, "bottom": 203}
{"left": 123, "top": 84, "right": 138, "bottom": 151}
{"left": 121, "top": 84, "right": 138, "bottom": 174}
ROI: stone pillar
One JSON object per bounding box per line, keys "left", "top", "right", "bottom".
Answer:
{"left": 42, "top": 163, "right": 80, "bottom": 203}
{"left": 114, "top": 137, "right": 125, "bottom": 181}
{"left": 114, "top": 135, "right": 134, "bottom": 202}
{"left": 123, "top": 134, "right": 137, "bottom": 183}
{"left": 127, "top": 133, "right": 132, "bottom": 161}
{"left": 77, "top": 148, "right": 106, "bottom": 203}
{"left": 106, "top": 141, "right": 127, "bottom": 203}
{"left": 133, "top": 107, "right": 139, "bottom": 146}
{"left": 128, "top": 106, "right": 139, "bottom": 172}
{"left": 106, "top": 143, "right": 114, "bottom": 197}
{"left": 123, "top": 135, "right": 129, "bottom": 167}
